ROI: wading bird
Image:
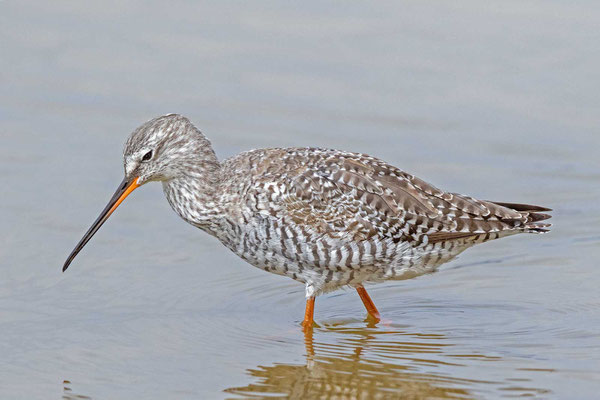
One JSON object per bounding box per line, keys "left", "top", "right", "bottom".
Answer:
{"left": 63, "top": 114, "right": 551, "bottom": 329}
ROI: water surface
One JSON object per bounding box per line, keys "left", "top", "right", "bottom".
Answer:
{"left": 1, "top": 1, "right": 599, "bottom": 399}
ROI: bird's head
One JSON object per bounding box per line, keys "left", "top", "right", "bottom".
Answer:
{"left": 62, "top": 114, "right": 217, "bottom": 272}
{"left": 123, "top": 113, "right": 215, "bottom": 185}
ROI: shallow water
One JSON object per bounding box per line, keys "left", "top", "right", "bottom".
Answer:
{"left": 1, "top": 1, "right": 600, "bottom": 399}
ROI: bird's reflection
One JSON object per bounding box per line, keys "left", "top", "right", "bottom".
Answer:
{"left": 225, "top": 323, "right": 479, "bottom": 399}
{"left": 62, "top": 380, "right": 91, "bottom": 400}
{"left": 61, "top": 321, "right": 550, "bottom": 399}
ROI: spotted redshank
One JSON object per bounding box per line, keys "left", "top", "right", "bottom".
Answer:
{"left": 63, "top": 114, "right": 552, "bottom": 329}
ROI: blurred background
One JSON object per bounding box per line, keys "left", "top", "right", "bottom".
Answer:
{"left": 1, "top": 1, "right": 599, "bottom": 399}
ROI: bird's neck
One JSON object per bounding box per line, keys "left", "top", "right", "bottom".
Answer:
{"left": 162, "top": 160, "right": 224, "bottom": 235}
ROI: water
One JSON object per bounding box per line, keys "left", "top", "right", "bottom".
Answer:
{"left": 1, "top": 1, "right": 599, "bottom": 399}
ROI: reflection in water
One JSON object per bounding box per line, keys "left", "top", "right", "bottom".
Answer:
{"left": 226, "top": 324, "right": 481, "bottom": 399}
{"left": 63, "top": 380, "right": 92, "bottom": 400}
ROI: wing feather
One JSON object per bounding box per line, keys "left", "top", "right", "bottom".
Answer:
{"left": 245, "top": 148, "right": 551, "bottom": 244}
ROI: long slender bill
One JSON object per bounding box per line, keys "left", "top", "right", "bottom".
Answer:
{"left": 62, "top": 176, "right": 140, "bottom": 272}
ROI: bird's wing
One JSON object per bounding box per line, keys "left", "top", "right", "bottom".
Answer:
{"left": 246, "top": 148, "right": 549, "bottom": 243}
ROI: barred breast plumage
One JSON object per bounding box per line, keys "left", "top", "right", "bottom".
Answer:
{"left": 64, "top": 114, "right": 552, "bottom": 329}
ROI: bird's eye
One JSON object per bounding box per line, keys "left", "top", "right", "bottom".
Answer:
{"left": 142, "top": 150, "right": 153, "bottom": 161}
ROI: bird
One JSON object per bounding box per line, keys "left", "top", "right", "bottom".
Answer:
{"left": 62, "top": 114, "right": 552, "bottom": 329}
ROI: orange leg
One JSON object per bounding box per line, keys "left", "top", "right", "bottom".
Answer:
{"left": 303, "top": 325, "right": 315, "bottom": 358}
{"left": 302, "top": 297, "right": 315, "bottom": 330}
{"left": 356, "top": 285, "right": 381, "bottom": 321}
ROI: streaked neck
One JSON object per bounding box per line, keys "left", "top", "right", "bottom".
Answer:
{"left": 162, "top": 163, "right": 223, "bottom": 234}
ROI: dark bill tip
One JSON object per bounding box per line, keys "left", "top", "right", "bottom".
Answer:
{"left": 62, "top": 177, "right": 140, "bottom": 272}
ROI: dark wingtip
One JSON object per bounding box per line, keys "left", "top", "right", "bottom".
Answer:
{"left": 528, "top": 212, "right": 552, "bottom": 222}
{"left": 62, "top": 262, "right": 69, "bottom": 273}
{"left": 490, "top": 201, "right": 553, "bottom": 213}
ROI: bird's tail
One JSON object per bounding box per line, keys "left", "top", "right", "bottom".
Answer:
{"left": 491, "top": 202, "right": 552, "bottom": 233}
